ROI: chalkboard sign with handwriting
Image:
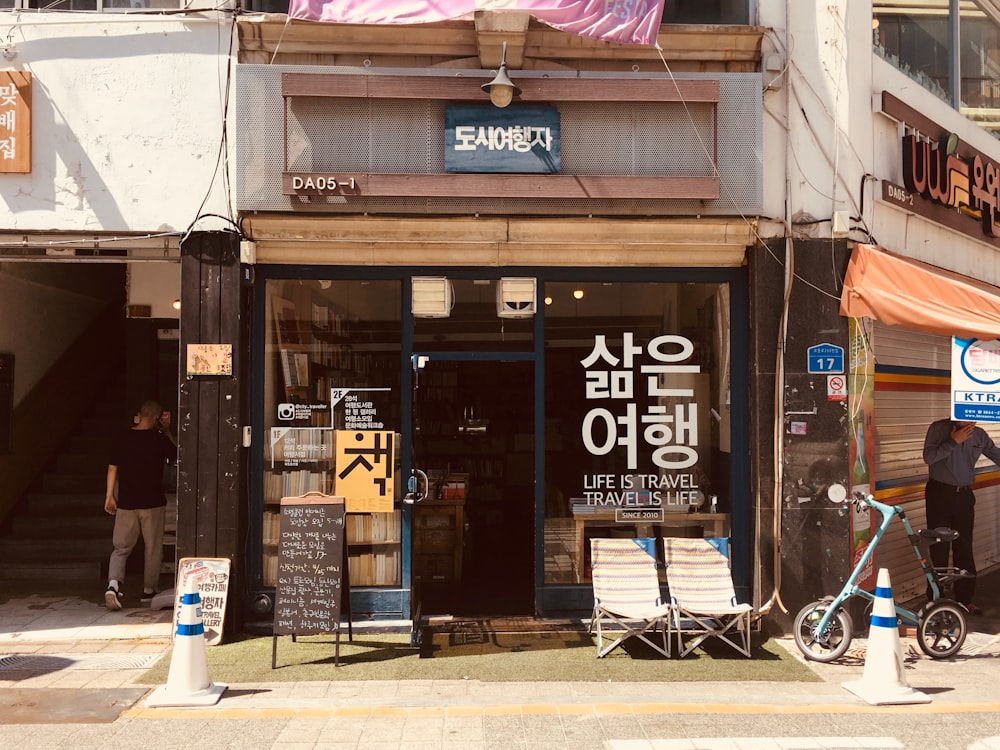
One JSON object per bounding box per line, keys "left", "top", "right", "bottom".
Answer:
{"left": 273, "top": 493, "right": 346, "bottom": 635}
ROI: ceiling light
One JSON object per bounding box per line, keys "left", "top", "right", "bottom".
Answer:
{"left": 482, "top": 41, "right": 521, "bottom": 109}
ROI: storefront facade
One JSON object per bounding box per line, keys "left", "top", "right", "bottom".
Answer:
{"left": 247, "top": 267, "right": 750, "bottom": 621}
{"left": 833, "top": 87, "right": 1000, "bottom": 606}
{"left": 232, "top": 24, "right": 765, "bottom": 625}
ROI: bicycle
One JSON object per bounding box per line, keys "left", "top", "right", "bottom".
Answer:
{"left": 793, "top": 492, "right": 970, "bottom": 663}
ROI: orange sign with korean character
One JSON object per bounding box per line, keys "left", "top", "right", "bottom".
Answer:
{"left": 0, "top": 72, "right": 30, "bottom": 174}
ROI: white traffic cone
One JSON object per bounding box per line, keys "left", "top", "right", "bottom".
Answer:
{"left": 843, "top": 567, "right": 931, "bottom": 705}
{"left": 146, "top": 576, "right": 227, "bottom": 707}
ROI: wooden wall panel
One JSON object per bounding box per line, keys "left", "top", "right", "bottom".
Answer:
{"left": 178, "top": 232, "right": 244, "bottom": 632}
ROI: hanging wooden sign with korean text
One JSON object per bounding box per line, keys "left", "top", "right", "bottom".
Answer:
{"left": 0, "top": 72, "right": 31, "bottom": 174}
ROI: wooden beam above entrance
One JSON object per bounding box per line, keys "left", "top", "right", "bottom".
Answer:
{"left": 240, "top": 215, "right": 753, "bottom": 267}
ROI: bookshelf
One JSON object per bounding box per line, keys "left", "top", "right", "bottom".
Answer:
{"left": 263, "top": 282, "right": 403, "bottom": 589}
{"left": 346, "top": 510, "right": 402, "bottom": 586}
{"left": 261, "top": 428, "right": 336, "bottom": 587}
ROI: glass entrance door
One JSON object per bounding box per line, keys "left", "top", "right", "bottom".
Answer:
{"left": 410, "top": 356, "right": 535, "bottom": 617}
{"left": 407, "top": 277, "right": 537, "bottom": 618}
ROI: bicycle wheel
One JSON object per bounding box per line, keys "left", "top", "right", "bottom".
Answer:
{"left": 917, "top": 599, "right": 967, "bottom": 659}
{"left": 793, "top": 600, "right": 854, "bottom": 663}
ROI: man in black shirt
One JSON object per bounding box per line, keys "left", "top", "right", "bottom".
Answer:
{"left": 103, "top": 400, "right": 176, "bottom": 610}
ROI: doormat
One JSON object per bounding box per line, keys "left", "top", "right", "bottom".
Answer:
{"left": 0, "top": 687, "right": 148, "bottom": 724}
{"left": 419, "top": 618, "right": 593, "bottom": 659}
{"left": 423, "top": 616, "right": 589, "bottom": 635}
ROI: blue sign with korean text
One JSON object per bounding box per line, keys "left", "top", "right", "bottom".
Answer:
{"left": 807, "top": 343, "right": 845, "bottom": 374}
{"left": 445, "top": 105, "right": 560, "bottom": 174}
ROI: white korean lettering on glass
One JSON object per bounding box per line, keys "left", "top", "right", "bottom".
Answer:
{"left": 580, "top": 333, "right": 700, "bottom": 470}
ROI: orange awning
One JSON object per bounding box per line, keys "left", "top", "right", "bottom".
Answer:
{"left": 840, "top": 243, "right": 1000, "bottom": 340}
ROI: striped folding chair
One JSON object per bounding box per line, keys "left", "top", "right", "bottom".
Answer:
{"left": 588, "top": 538, "right": 671, "bottom": 658}
{"left": 663, "top": 537, "right": 754, "bottom": 658}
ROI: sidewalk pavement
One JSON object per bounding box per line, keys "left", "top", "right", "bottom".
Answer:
{"left": 1, "top": 589, "right": 1000, "bottom": 719}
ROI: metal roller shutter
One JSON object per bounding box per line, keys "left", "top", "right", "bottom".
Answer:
{"left": 873, "top": 322, "right": 1000, "bottom": 603}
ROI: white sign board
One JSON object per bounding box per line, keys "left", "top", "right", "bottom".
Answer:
{"left": 951, "top": 337, "right": 1000, "bottom": 423}
{"left": 173, "top": 557, "right": 231, "bottom": 646}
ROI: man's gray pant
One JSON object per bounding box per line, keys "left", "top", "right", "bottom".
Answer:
{"left": 108, "top": 506, "right": 165, "bottom": 592}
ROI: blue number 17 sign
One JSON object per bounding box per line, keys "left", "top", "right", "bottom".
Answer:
{"left": 807, "top": 343, "right": 845, "bottom": 374}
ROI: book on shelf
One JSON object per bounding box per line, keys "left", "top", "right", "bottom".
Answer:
{"left": 348, "top": 546, "right": 400, "bottom": 586}
{"left": 273, "top": 297, "right": 301, "bottom": 346}
{"left": 346, "top": 510, "right": 401, "bottom": 544}
{"left": 262, "top": 510, "right": 281, "bottom": 545}
{"left": 263, "top": 551, "right": 279, "bottom": 587}
{"left": 264, "top": 469, "right": 329, "bottom": 503}
{"left": 280, "top": 349, "right": 310, "bottom": 389}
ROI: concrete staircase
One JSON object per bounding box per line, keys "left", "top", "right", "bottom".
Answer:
{"left": 0, "top": 387, "right": 175, "bottom": 593}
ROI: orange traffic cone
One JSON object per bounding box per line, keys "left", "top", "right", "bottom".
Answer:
{"left": 146, "top": 577, "right": 227, "bottom": 707}
{"left": 843, "top": 567, "right": 931, "bottom": 705}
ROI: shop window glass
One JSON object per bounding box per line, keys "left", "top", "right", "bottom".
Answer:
{"left": 542, "top": 281, "right": 731, "bottom": 584}
{"left": 261, "top": 278, "right": 403, "bottom": 588}
{"left": 874, "top": 2, "right": 1000, "bottom": 136}
{"left": 662, "top": 0, "right": 749, "bottom": 24}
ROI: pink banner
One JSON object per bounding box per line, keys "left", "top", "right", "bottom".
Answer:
{"left": 287, "top": 0, "right": 665, "bottom": 46}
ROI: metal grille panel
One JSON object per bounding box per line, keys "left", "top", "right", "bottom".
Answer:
{"left": 0, "top": 653, "right": 161, "bottom": 671}
{"left": 237, "top": 66, "right": 762, "bottom": 216}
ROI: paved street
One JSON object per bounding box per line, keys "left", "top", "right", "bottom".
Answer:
{"left": 1, "top": 591, "right": 999, "bottom": 749}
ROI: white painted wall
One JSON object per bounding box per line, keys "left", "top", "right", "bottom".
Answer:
{"left": 758, "top": 1, "right": 875, "bottom": 239}
{"left": 758, "top": 0, "right": 1000, "bottom": 288}
{"left": 0, "top": 263, "right": 120, "bottom": 404}
{"left": 0, "top": 13, "right": 234, "bottom": 233}
{"left": 128, "top": 263, "right": 181, "bottom": 319}
{"left": 0, "top": 12, "right": 232, "bottom": 405}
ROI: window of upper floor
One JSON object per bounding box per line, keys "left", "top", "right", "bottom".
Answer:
{"left": 874, "top": 1, "right": 1000, "bottom": 138}
{"left": 0, "top": 0, "right": 751, "bottom": 23}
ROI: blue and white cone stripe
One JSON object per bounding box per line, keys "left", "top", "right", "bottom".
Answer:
{"left": 870, "top": 582, "right": 897, "bottom": 629}
{"left": 843, "top": 567, "right": 931, "bottom": 705}
{"left": 146, "top": 576, "right": 226, "bottom": 708}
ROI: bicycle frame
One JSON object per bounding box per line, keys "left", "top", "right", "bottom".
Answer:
{"left": 814, "top": 494, "right": 942, "bottom": 633}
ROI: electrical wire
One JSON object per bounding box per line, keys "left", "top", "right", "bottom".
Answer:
{"left": 181, "top": 9, "right": 241, "bottom": 245}
{"left": 653, "top": 39, "right": 795, "bottom": 616}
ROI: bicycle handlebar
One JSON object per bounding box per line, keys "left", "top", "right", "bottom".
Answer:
{"left": 851, "top": 491, "right": 904, "bottom": 518}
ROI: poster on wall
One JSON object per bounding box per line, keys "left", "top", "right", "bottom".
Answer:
{"left": 951, "top": 337, "right": 1000, "bottom": 423}
{"left": 186, "top": 343, "right": 233, "bottom": 376}
{"left": 172, "top": 557, "right": 231, "bottom": 646}
{"left": 848, "top": 318, "right": 875, "bottom": 591}
{"left": 335, "top": 429, "right": 395, "bottom": 513}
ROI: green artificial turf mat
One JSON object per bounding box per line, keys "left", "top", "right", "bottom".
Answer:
{"left": 139, "top": 629, "right": 821, "bottom": 684}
